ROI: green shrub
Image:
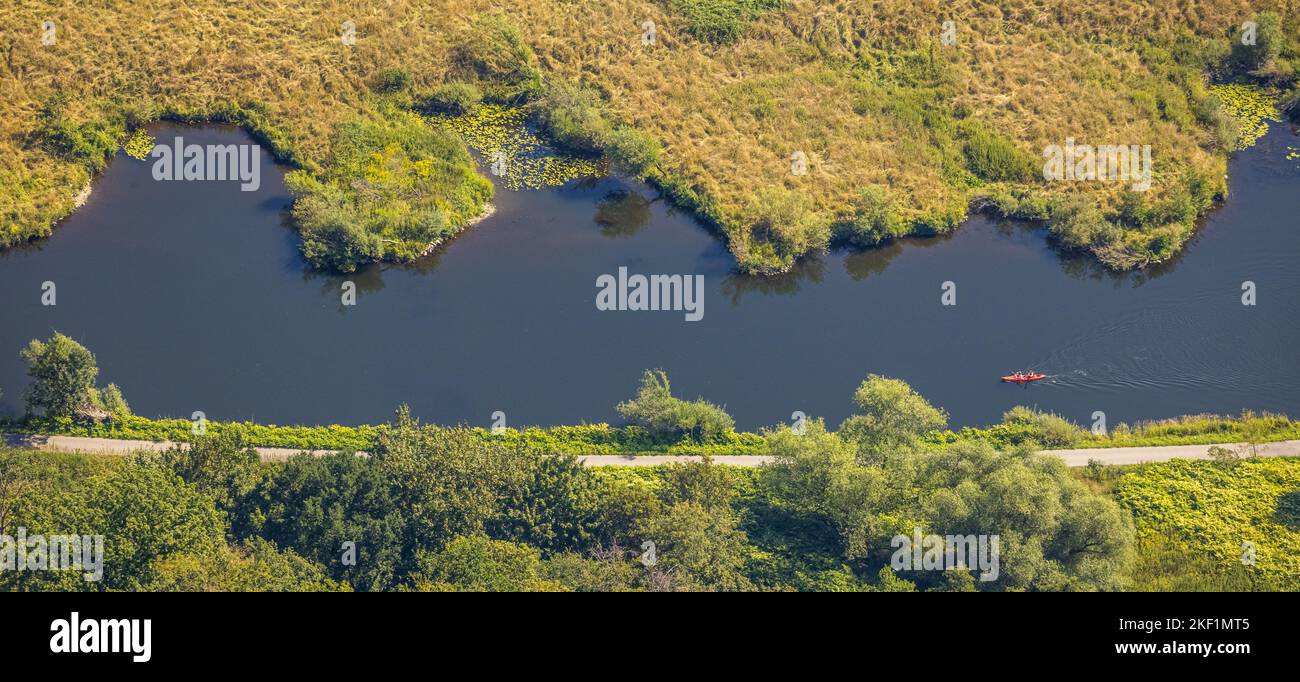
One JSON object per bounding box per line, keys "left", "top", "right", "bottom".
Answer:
{"left": 605, "top": 126, "right": 662, "bottom": 177}
{"left": 450, "top": 14, "right": 543, "bottom": 103}
{"left": 422, "top": 82, "right": 483, "bottom": 116}
{"left": 997, "top": 406, "right": 1084, "bottom": 448}
{"left": 843, "top": 185, "right": 907, "bottom": 246}
{"left": 1047, "top": 195, "right": 1120, "bottom": 250}
{"left": 36, "top": 95, "right": 124, "bottom": 175}
{"left": 736, "top": 187, "right": 830, "bottom": 273}
{"left": 616, "top": 370, "right": 736, "bottom": 445}
{"left": 536, "top": 81, "right": 613, "bottom": 154}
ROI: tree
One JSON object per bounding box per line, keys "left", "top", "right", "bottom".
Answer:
{"left": 839, "top": 375, "right": 948, "bottom": 462}
{"left": 1233, "top": 12, "right": 1283, "bottom": 73}
{"left": 258, "top": 451, "right": 405, "bottom": 591}
{"left": 414, "top": 535, "right": 567, "bottom": 592}
{"left": 637, "top": 501, "right": 752, "bottom": 591}
{"left": 19, "top": 333, "right": 99, "bottom": 418}
{"left": 147, "top": 539, "right": 350, "bottom": 592}
{"left": 372, "top": 407, "right": 533, "bottom": 561}
{"left": 152, "top": 433, "right": 271, "bottom": 540}
{"left": 3, "top": 462, "right": 226, "bottom": 591}
{"left": 761, "top": 430, "right": 1134, "bottom": 591}
{"left": 488, "top": 451, "right": 601, "bottom": 555}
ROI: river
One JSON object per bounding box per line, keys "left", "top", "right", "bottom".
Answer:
{"left": 2, "top": 122, "right": 1297, "bottom": 430}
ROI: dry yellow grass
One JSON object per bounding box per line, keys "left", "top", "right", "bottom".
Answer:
{"left": 0, "top": 0, "right": 1290, "bottom": 269}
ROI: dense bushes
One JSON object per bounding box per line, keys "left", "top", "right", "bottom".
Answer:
{"left": 763, "top": 420, "right": 1134, "bottom": 590}
{"left": 285, "top": 105, "right": 493, "bottom": 272}
{"left": 616, "top": 370, "right": 737, "bottom": 445}
{"left": 735, "top": 187, "right": 831, "bottom": 274}
{"left": 1117, "top": 457, "right": 1300, "bottom": 589}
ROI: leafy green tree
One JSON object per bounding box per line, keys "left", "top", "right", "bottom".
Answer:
{"left": 94, "top": 383, "right": 131, "bottom": 419}
{"left": 152, "top": 433, "right": 271, "bottom": 540}
{"left": 19, "top": 333, "right": 99, "bottom": 418}
{"left": 659, "top": 456, "right": 736, "bottom": 511}
{"left": 762, "top": 426, "right": 1134, "bottom": 591}
{"left": 414, "top": 535, "right": 567, "bottom": 592}
{"left": 3, "top": 462, "right": 226, "bottom": 591}
{"left": 259, "top": 451, "right": 404, "bottom": 591}
{"left": 839, "top": 375, "right": 948, "bottom": 462}
{"left": 638, "top": 500, "right": 753, "bottom": 591}
{"left": 489, "top": 451, "right": 601, "bottom": 555}
{"left": 147, "top": 539, "right": 350, "bottom": 592}
{"left": 373, "top": 407, "right": 533, "bottom": 561}
{"left": 542, "top": 547, "right": 643, "bottom": 592}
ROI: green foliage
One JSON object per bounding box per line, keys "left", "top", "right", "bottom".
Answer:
{"left": 839, "top": 374, "right": 948, "bottom": 463}
{"left": 843, "top": 185, "right": 908, "bottom": 246}
{"left": 536, "top": 81, "right": 614, "bottom": 154}
{"left": 421, "top": 81, "right": 483, "bottom": 116}
{"left": 285, "top": 105, "right": 493, "bottom": 272}
{"left": 258, "top": 451, "right": 404, "bottom": 591}
{"left": 1, "top": 461, "right": 226, "bottom": 591}
{"left": 19, "top": 333, "right": 100, "bottom": 419}
{"left": 616, "top": 369, "right": 737, "bottom": 445}
{"left": 1116, "top": 458, "right": 1300, "bottom": 588}
{"left": 94, "top": 384, "right": 131, "bottom": 419}
{"left": 151, "top": 432, "right": 271, "bottom": 540}
{"left": 450, "top": 14, "right": 543, "bottom": 103}
{"left": 638, "top": 500, "right": 753, "bottom": 591}
{"left": 36, "top": 94, "right": 124, "bottom": 175}
{"left": 605, "top": 126, "right": 663, "bottom": 177}
{"left": 1, "top": 414, "right": 381, "bottom": 451}
{"left": 148, "top": 539, "right": 350, "bottom": 592}
{"left": 1230, "top": 12, "right": 1284, "bottom": 74}
{"left": 736, "top": 186, "right": 831, "bottom": 274}
{"left": 414, "top": 535, "right": 567, "bottom": 591}
{"left": 764, "top": 426, "right": 1134, "bottom": 591}
{"left": 668, "top": 0, "right": 785, "bottom": 44}
{"left": 991, "top": 406, "right": 1084, "bottom": 448}
{"left": 959, "top": 120, "right": 1035, "bottom": 182}
{"left": 1047, "top": 194, "right": 1121, "bottom": 251}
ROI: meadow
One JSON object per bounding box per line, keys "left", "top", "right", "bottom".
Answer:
{"left": 3, "top": 2, "right": 1298, "bottom": 273}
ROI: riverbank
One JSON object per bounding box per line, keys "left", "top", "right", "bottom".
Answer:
{"left": 5, "top": 3, "right": 1298, "bottom": 274}
{"left": 4, "top": 408, "right": 1297, "bottom": 460}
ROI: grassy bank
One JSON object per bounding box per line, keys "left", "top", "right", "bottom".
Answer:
{"left": 4, "top": 408, "right": 1296, "bottom": 457}
{"left": 4, "top": 3, "right": 1298, "bottom": 274}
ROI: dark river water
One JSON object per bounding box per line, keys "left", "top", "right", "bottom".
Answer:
{"left": 2, "top": 123, "right": 1298, "bottom": 430}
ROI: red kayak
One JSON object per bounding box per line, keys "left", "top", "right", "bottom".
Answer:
{"left": 1001, "top": 371, "right": 1047, "bottom": 383}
